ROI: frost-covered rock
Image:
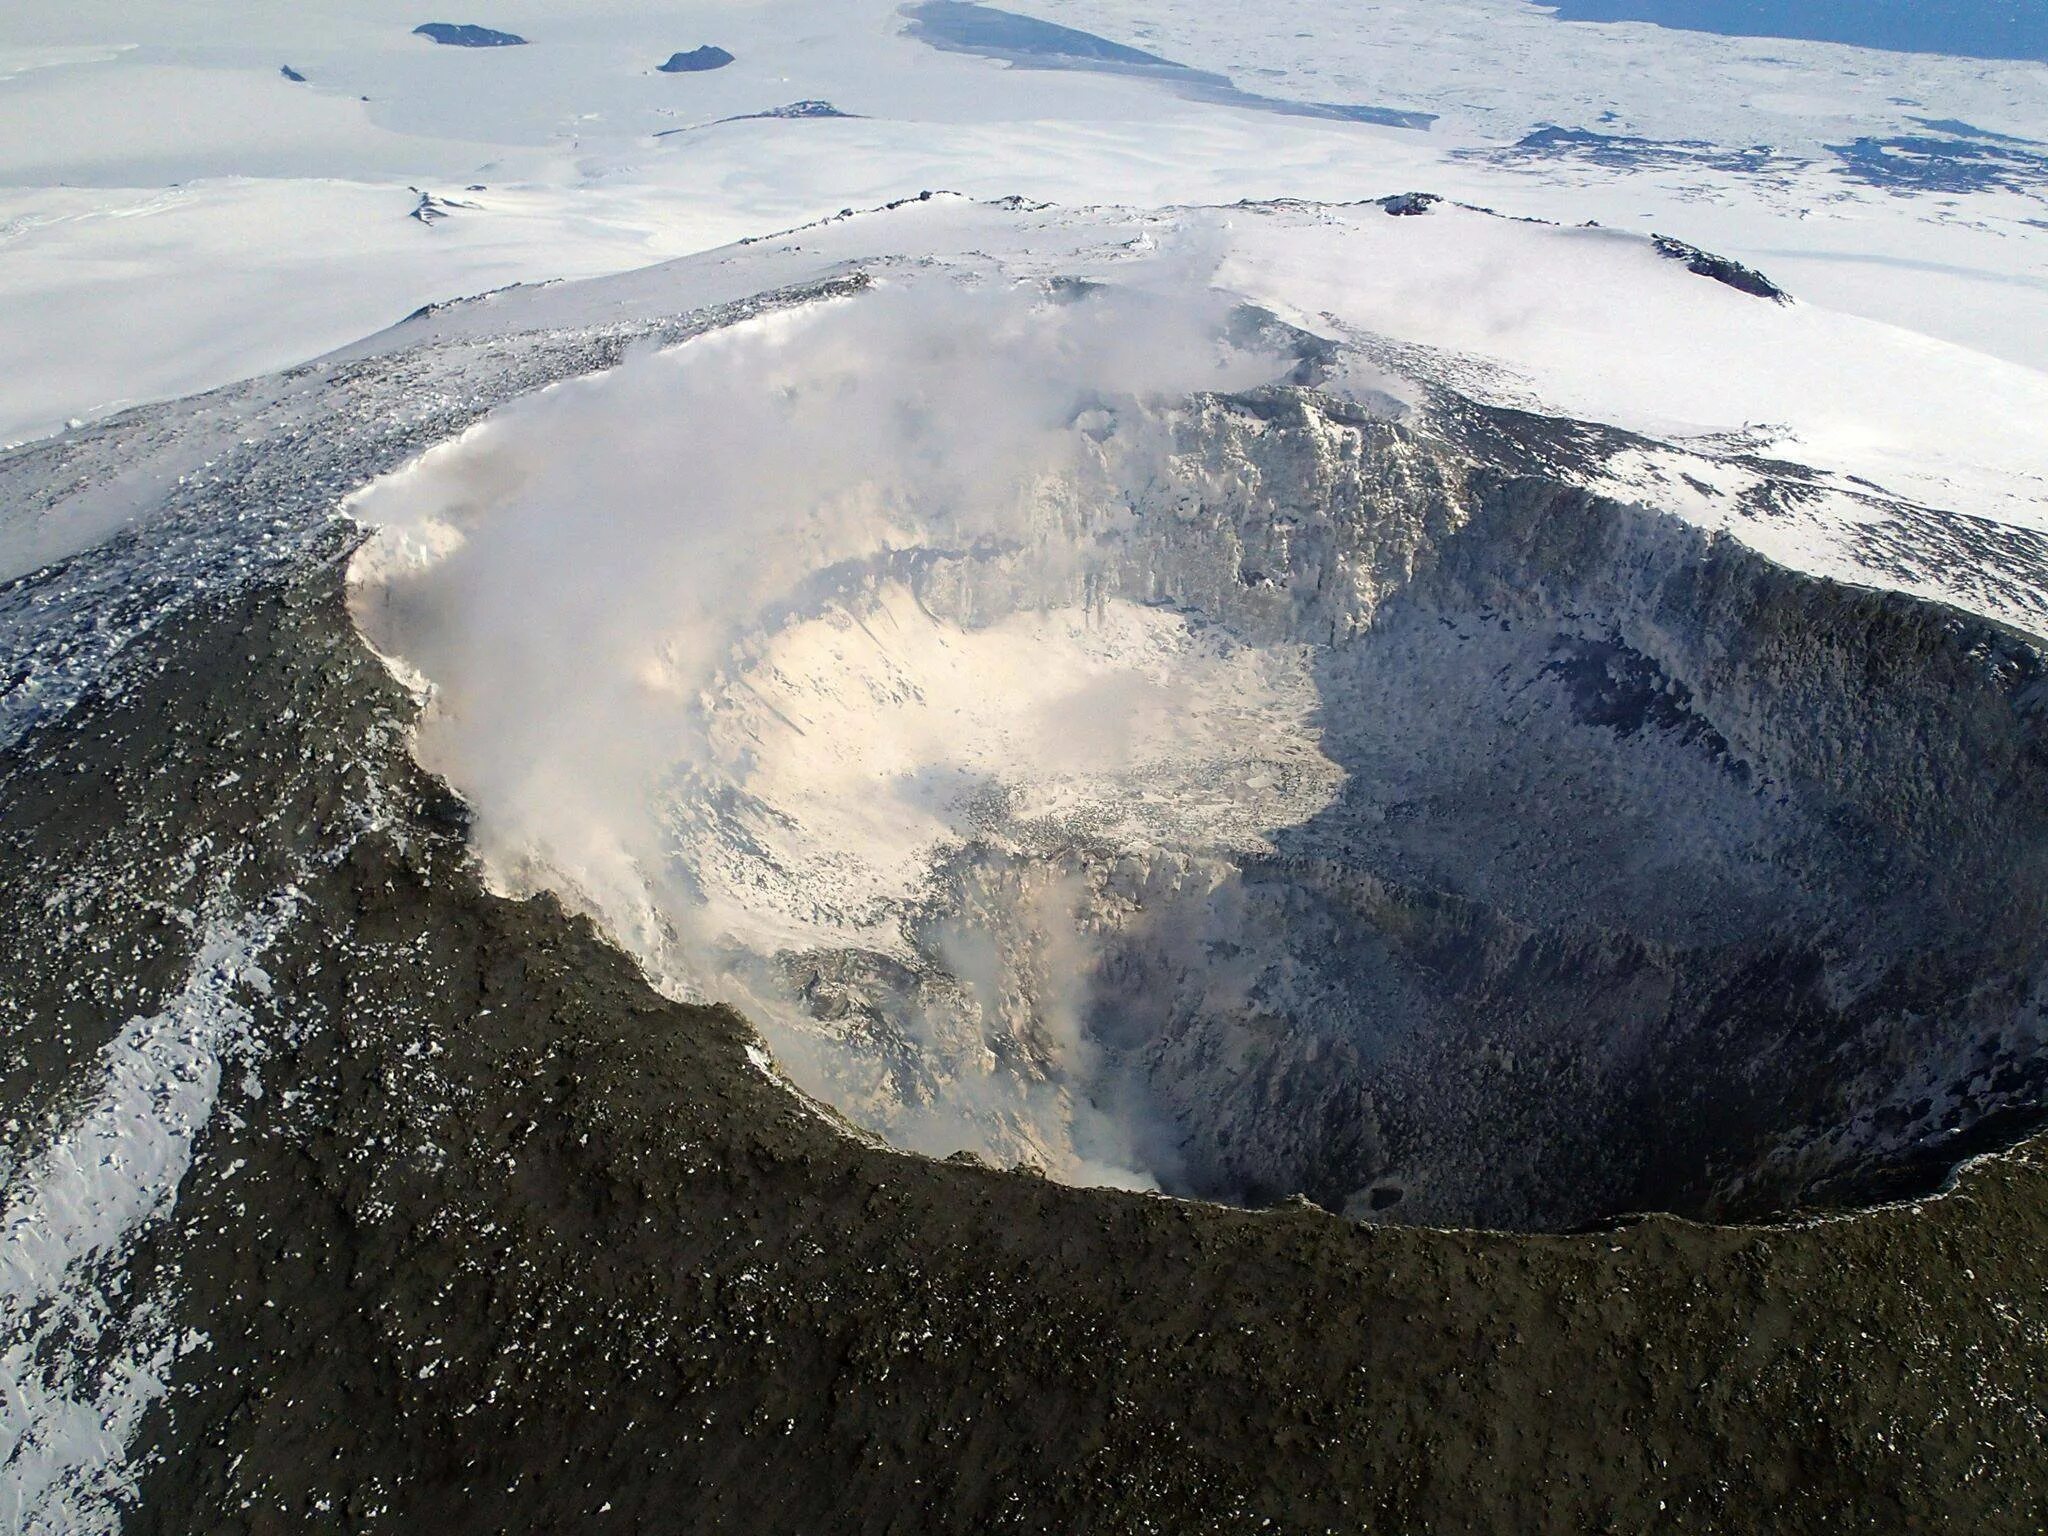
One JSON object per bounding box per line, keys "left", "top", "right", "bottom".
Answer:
{"left": 1651, "top": 233, "right": 1789, "bottom": 301}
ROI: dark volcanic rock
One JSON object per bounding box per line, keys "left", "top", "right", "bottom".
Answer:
{"left": 654, "top": 101, "right": 859, "bottom": 138}
{"left": 747, "top": 99, "right": 853, "bottom": 119}
{"left": 412, "top": 22, "right": 527, "bottom": 48}
{"left": 1652, "top": 234, "right": 1790, "bottom": 301}
{"left": 407, "top": 188, "right": 480, "bottom": 224}
{"left": 656, "top": 99, "right": 860, "bottom": 137}
{"left": 12, "top": 548, "right": 2045, "bottom": 1536}
{"left": 658, "top": 45, "right": 735, "bottom": 73}
{"left": 1378, "top": 191, "right": 1441, "bottom": 216}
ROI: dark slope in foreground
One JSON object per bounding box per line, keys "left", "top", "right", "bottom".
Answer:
{"left": 0, "top": 231, "right": 2043, "bottom": 1528}
{"left": 0, "top": 527, "right": 2036, "bottom": 1534}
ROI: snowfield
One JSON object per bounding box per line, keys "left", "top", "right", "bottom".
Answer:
{"left": 1, "top": 0, "right": 2044, "bottom": 446}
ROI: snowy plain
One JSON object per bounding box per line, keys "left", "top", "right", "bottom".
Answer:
{"left": 2, "top": 0, "right": 2046, "bottom": 446}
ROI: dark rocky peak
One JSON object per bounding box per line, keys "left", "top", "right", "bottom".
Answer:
{"left": 740, "top": 100, "right": 855, "bottom": 120}
{"left": 408, "top": 187, "right": 482, "bottom": 224}
{"left": 413, "top": 23, "right": 527, "bottom": 47}
{"left": 1651, "top": 235, "right": 1790, "bottom": 302}
{"left": 1378, "top": 191, "right": 1441, "bottom": 216}
{"left": 658, "top": 46, "right": 735, "bottom": 73}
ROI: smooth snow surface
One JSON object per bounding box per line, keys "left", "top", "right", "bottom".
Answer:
{"left": 1216, "top": 205, "right": 2048, "bottom": 527}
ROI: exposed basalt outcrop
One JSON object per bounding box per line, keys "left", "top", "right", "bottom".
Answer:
{"left": 412, "top": 22, "right": 526, "bottom": 48}
{"left": 1652, "top": 234, "right": 1791, "bottom": 301}
{"left": 1378, "top": 191, "right": 1442, "bottom": 216}
{"left": 658, "top": 45, "right": 735, "bottom": 73}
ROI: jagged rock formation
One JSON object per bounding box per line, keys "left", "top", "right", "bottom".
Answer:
{"left": 658, "top": 46, "right": 735, "bottom": 73}
{"left": 733, "top": 99, "right": 854, "bottom": 121}
{"left": 407, "top": 187, "right": 481, "bottom": 224}
{"left": 1652, "top": 234, "right": 1791, "bottom": 300}
{"left": 412, "top": 22, "right": 527, "bottom": 48}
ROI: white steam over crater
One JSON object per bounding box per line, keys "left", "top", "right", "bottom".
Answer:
{"left": 348, "top": 277, "right": 1316, "bottom": 1188}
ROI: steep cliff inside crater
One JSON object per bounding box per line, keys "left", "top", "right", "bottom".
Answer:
{"left": 682, "top": 390, "right": 2048, "bottom": 1230}
{"left": 343, "top": 279, "right": 2048, "bottom": 1234}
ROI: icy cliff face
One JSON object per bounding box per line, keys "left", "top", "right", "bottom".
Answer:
{"left": 348, "top": 272, "right": 2048, "bottom": 1231}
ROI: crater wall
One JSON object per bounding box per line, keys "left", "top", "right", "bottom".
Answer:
{"left": 736, "top": 388, "right": 2048, "bottom": 1228}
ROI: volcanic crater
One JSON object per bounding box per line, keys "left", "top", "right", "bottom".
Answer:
{"left": 350, "top": 299, "right": 2048, "bottom": 1235}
